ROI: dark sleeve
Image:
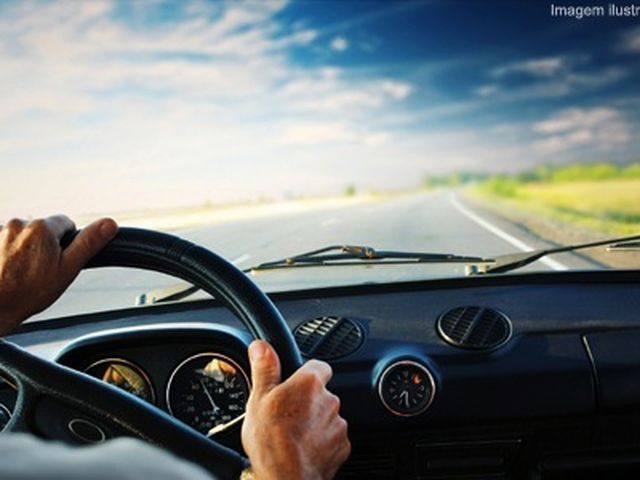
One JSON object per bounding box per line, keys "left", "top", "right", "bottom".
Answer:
{"left": 0, "top": 433, "right": 217, "bottom": 480}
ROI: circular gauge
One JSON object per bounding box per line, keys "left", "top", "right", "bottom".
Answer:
{"left": 167, "top": 353, "right": 250, "bottom": 437}
{"left": 84, "top": 358, "right": 155, "bottom": 403}
{"left": 378, "top": 360, "right": 435, "bottom": 417}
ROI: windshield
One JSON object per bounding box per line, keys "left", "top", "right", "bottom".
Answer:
{"left": 2, "top": 1, "right": 639, "bottom": 319}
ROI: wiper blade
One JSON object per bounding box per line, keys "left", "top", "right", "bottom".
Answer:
{"left": 135, "top": 283, "right": 200, "bottom": 306}
{"left": 136, "top": 245, "right": 492, "bottom": 305}
{"left": 607, "top": 239, "right": 640, "bottom": 251}
{"left": 134, "top": 234, "right": 640, "bottom": 305}
{"left": 474, "top": 233, "right": 640, "bottom": 275}
{"left": 249, "top": 245, "right": 492, "bottom": 271}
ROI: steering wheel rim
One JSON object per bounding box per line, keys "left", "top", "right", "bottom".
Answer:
{"left": 0, "top": 227, "right": 303, "bottom": 479}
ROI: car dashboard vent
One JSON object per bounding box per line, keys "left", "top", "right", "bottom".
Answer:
{"left": 294, "top": 316, "right": 364, "bottom": 360}
{"left": 437, "top": 306, "right": 512, "bottom": 350}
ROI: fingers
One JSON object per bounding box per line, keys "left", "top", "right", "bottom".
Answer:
{"left": 0, "top": 218, "right": 26, "bottom": 242}
{"left": 60, "top": 218, "right": 118, "bottom": 275}
{"left": 296, "top": 359, "right": 333, "bottom": 387}
{"left": 248, "top": 340, "right": 282, "bottom": 398}
{"left": 43, "top": 215, "right": 76, "bottom": 241}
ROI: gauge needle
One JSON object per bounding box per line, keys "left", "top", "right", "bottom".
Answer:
{"left": 199, "top": 378, "right": 220, "bottom": 413}
{"left": 208, "top": 413, "right": 245, "bottom": 437}
{"left": 400, "top": 390, "right": 410, "bottom": 408}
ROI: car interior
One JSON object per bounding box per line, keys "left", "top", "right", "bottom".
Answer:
{"left": 0, "top": 228, "right": 639, "bottom": 479}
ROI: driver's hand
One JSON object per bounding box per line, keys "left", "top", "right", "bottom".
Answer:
{"left": 0, "top": 216, "right": 118, "bottom": 335}
{"left": 242, "top": 340, "right": 351, "bottom": 480}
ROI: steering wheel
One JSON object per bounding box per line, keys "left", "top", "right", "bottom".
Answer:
{"left": 0, "top": 227, "right": 304, "bottom": 479}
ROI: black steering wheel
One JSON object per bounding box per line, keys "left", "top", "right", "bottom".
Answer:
{"left": 0, "top": 227, "right": 303, "bottom": 479}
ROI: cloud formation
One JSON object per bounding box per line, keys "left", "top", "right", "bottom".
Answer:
{"left": 330, "top": 36, "right": 349, "bottom": 52}
{"left": 477, "top": 55, "right": 626, "bottom": 102}
{"left": 620, "top": 26, "right": 640, "bottom": 52}
{"left": 0, "top": 0, "right": 413, "bottom": 217}
{"left": 532, "top": 107, "right": 631, "bottom": 155}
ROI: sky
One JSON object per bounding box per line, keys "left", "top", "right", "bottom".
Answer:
{"left": 1, "top": 0, "right": 639, "bottom": 218}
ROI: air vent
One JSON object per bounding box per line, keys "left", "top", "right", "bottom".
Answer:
{"left": 437, "top": 306, "right": 512, "bottom": 350}
{"left": 294, "top": 316, "right": 364, "bottom": 360}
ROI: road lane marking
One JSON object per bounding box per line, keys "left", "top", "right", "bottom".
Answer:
{"left": 231, "top": 254, "right": 252, "bottom": 265}
{"left": 448, "top": 194, "right": 568, "bottom": 271}
{"left": 321, "top": 218, "right": 338, "bottom": 227}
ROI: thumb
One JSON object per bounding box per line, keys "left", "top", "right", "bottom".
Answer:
{"left": 61, "top": 218, "right": 118, "bottom": 276}
{"left": 248, "top": 340, "right": 281, "bottom": 398}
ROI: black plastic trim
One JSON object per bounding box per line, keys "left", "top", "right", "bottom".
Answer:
{"left": 14, "top": 269, "right": 640, "bottom": 336}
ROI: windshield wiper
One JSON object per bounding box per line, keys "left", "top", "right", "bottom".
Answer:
{"left": 607, "top": 239, "right": 640, "bottom": 251}
{"left": 471, "top": 233, "right": 640, "bottom": 275}
{"left": 136, "top": 245, "right": 493, "bottom": 305}
{"left": 135, "top": 284, "right": 200, "bottom": 306}
{"left": 136, "top": 234, "right": 640, "bottom": 305}
{"left": 248, "top": 245, "right": 492, "bottom": 271}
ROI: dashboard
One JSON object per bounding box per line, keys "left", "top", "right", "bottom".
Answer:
{"left": 1, "top": 269, "right": 640, "bottom": 479}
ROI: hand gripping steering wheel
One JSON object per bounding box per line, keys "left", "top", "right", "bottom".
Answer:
{"left": 0, "top": 227, "right": 303, "bottom": 479}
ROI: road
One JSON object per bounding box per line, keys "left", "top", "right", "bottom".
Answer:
{"left": 36, "top": 190, "right": 599, "bottom": 320}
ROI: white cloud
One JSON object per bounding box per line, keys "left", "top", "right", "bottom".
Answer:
{"left": 0, "top": 0, "right": 414, "bottom": 218}
{"left": 279, "top": 74, "right": 413, "bottom": 113}
{"left": 380, "top": 80, "right": 413, "bottom": 100}
{"left": 492, "top": 57, "right": 568, "bottom": 77}
{"left": 533, "top": 107, "right": 617, "bottom": 133}
{"left": 330, "top": 36, "right": 349, "bottom": 52}
{"left": 532, "top": 107, "right": 631, "bottom": 154}
{"left": 280, "top": 122, "right": 356, "bottom": 146}
{"left": 289, "top": 29, "right": 318, "bottom": 45}
{"left": 474, "top": 84, "right": 498, "bottom": 97}
{"left": 619, "top": 26, "right": 640, "bottom": 53}
{"left": 477, "top": 57, "right": 626, "bottom": 101}
{"left": 278, "top": 122, "right": 391, "bottom": 148}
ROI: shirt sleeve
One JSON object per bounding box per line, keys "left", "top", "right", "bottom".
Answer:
{"left": 0, "top": 433, "right": 217, "bottom": 480}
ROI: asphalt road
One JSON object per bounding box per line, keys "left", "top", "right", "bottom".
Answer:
{"left": 36, "top": 190, "right": 599, "bottom": 320}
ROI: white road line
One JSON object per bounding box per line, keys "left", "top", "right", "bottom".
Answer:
{"left": 231, "top": 253, "right": 252, "bottom": 265}
{"left": 448, "top": 194, "right": 568, "bottom": 271}
{"left": 321, "top": 218, "right": 338, "bottom": 227}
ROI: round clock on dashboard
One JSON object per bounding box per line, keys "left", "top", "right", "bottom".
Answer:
{"left": 377, "top": 360, "right": 435, "bottom": 417}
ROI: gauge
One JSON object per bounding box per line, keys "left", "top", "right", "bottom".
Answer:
{"left": 378, "top": 360, "right": 435, "bottom": 416}
{"left": 84, "top": 358, "right": 155, "bottom": 403}
{"left": 167, "top": 353, "right": 250, "bottom": 436}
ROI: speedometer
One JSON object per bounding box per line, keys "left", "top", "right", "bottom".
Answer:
{"left": 166, "top": 353, "right": 250, "bottom": 436}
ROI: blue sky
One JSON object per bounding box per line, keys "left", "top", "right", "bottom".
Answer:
{"left": 1, "top": 0, "right": 639, "bottom": 217}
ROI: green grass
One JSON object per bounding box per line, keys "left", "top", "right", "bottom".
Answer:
{"left": 475, "top": 163, "right": 640, "bottom": 235}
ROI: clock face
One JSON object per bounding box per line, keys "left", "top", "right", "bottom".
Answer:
{"left": 379, "top": 361, "right": 435, "bottom": 416}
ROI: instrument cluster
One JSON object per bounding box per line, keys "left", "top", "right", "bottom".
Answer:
{"left": 82, "top": 351, "right": 251, "bottom": 438}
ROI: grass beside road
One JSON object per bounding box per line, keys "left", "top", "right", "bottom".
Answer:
{"left": 476, "top": 179, "right": 640, "bottom": 236}
{"left": 462, "top": 162, "right": 640, "bottom": 269}
{"left": 472, "top": 163, "right": 640, "bottom": 236}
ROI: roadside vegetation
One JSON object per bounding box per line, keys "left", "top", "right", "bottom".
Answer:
{"left": 470, "top": 162, "right": 640, "bottom": 235}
